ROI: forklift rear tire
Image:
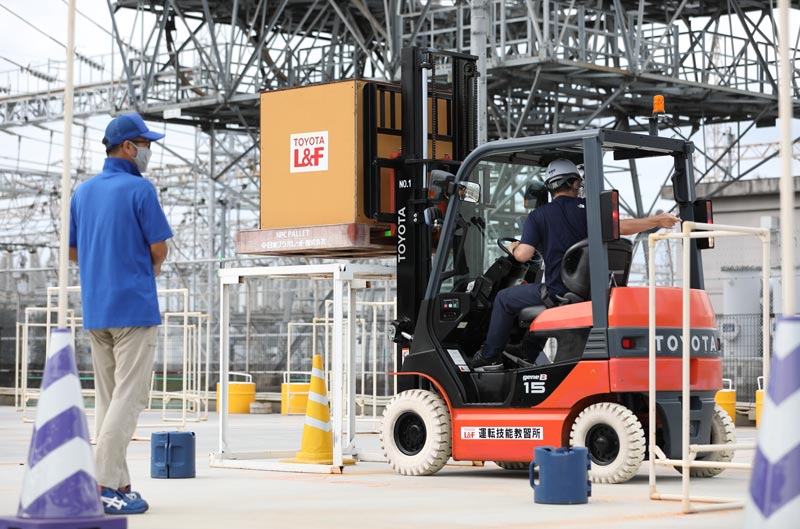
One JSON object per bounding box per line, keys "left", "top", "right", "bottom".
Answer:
{"left": 569, "top": 402, "right": 646, "bottom": 484}
{"left": 676, "top": 404, "right": 736, "bottom": 478}
{"left": 380, "top": 389, "right": 451, "bottom": 476}
{"left": 495, "top": 461, "right": 528, "bottom": 471}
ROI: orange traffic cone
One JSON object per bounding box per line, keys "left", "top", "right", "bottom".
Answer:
{"left": 285, "top": 354, "right": 353, "bottom": 465}
{"left": 0, "top": 329, "right": 125, "bottom": 529}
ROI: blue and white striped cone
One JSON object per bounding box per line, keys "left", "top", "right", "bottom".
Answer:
{"left": 0, "top": 328, "right": 126, "bottom": 529}
{"left": 744, "top": 316, "right": 800, "bottom": 528}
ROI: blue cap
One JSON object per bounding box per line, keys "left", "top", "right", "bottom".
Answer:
{"left": 102, "top": 113, "right": 165, "bottom": 148}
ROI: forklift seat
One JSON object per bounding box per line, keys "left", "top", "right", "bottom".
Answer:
{"left": 561, "top": 238, "right": 633, "bottom": 300}
{"left": 517, "top": 238, "right": 633, "bottom": 328}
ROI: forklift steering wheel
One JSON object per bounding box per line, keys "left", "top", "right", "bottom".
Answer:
{"left": 497, "top": 237, "right": 540, "bottom": 266}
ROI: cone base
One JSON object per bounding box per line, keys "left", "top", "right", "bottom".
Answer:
{"left": 282, "top": 453, "right": 356, "bottom": 466}
{"left": 0, "top": 514, "right": 127, "bottom": 529}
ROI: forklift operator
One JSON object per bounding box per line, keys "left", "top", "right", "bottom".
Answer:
{"left": 468, "top": 159, "right": 680, "bottom": 371}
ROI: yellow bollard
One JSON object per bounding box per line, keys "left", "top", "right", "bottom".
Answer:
{"left": 216, "top": 372, "right": 256, "bottom": 414}
{"left": 280, "top": 382, "right": 310, "bottom": 415}
{"left": 715, "top": 378, "right": 737, "bottom": 423}
{"left": 755, "top": 376, "right": 764, "bottom": 428}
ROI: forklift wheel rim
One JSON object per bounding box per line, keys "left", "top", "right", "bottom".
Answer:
{"left": 394, "top": 412, "right": 427, "bottom": 456}
{"left": 586, "top": 423, "right": 620, "bottom": 466}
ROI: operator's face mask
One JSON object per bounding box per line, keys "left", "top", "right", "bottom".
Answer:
{"left": 568, "top": 177, "right": 585, "bottom": 199}
{"left": 574, "top": 168, "right": 586, "bottom": 198}
{"left": 131, "top": 143, "right": 152, "bottom": 173}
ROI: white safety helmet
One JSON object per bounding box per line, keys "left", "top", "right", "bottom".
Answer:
{"left": 544, "top": 159, "right": 581, "bottom": 191}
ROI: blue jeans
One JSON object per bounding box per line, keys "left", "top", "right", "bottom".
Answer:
{"left": 482, "top": 282, "right": 543, "bottom": 359}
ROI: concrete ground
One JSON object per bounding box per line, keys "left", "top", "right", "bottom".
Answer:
{"left": 0, "top": 406, "right": 755, "bottom": 528}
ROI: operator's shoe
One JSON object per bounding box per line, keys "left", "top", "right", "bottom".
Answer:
{"left": 101, "top": 487, "right": 149, "bottom": 515}
{"left": 468, "top": 349, "right": 502, "bottom": 370}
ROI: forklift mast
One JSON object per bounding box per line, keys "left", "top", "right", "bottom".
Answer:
{"left": 391, "top": 47, "right": 478, "bottom": 368}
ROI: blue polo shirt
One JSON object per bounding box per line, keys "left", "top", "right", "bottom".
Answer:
{"left": 520, "top": 196, "right": 588, "bottom": 296}
{"left": 69, "top": 158, "right": 173, "bottom": 330}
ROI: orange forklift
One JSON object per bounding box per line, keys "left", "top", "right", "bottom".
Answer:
{"left": 378, "top": 48, "right": 734, "bottom": 482}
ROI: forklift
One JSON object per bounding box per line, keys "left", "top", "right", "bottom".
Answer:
{"left": 378, "top": 48, "right": 734, "bottom": 483}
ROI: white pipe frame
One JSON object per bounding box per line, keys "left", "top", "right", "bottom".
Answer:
{"left": 17, "top": 287, "right": 206, "bottom": 431}
{"left": 282, "top": 299, "right": 397, "bottom": 431}
{"left": 156, "top": 311, "right": 210, "bottom": 424}
{"left": 154, "top": 288, "right": 190, "bottom": 425}
{"left": 648, "top": 221, "right": 770, "bottom": 514}
{"left": 777, "top": 0, "right": 795, "bottom": 317}
{"left": 17, "top": 306, "right": 81, "bottom": 421}
{"left": 57, "top": 0, "right": 76, "bottom": 329}
{"left": 137, "top": 289, "right": 207, "bottom": 430}
{"left": 323, "top": 299, "right": 397, "bottom": 429}
{"left": 212, "top": 263, "right": 396, "bottom": 474}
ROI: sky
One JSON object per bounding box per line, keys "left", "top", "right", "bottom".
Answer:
{"left": 0, "top": 0, "right": 200, "bottom": 179}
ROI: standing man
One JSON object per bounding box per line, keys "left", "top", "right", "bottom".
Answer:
{"left": 69, "top": 114, "right": 172, "bottom": 515}
{"left": 469, "top": 158, "right": 680, "bottom": 370}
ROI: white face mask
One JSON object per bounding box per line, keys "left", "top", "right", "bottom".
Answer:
{"left": 576, "top": 178, "right": 586, "bottom": 199}
{"left": 131, "top": 143, "right": 152, "bottom": 173}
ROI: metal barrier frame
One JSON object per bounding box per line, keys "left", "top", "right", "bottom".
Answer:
{"left": 16, "top": 306, "right": 82, "bottom": 420}
{"left": 16, "top": 287, "right": 208, "bottom": 432}
{"left": 146, "top": 311, "right": 210, "bottom": 425}
{"left": 212, "top": 263, "right": 396, "bottom": 474}
{"left": 282, "top": 300, "right": 398, "bottom": 431}
{"left": 325, "top": 299, "right": 398, "bottom": 430}
{"left": 648, "top": 221, "right": 770, "bottom": 513}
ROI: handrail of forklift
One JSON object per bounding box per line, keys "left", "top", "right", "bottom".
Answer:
{"left": 451, "top": 129, "right": 691, "bottom": 184}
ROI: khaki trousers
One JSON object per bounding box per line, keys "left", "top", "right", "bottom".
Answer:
{"left": 89, "top": 326, "right": 157, "bottom": 490}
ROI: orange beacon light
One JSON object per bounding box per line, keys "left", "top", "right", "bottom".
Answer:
{"left": 653, "top": 95, "right": 665, "bottom": 114}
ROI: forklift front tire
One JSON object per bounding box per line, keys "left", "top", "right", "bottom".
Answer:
{"left": 569, "top": 402, "right": 646, "bottom": 484}
{"left": 380, "top": 389, "right": 452, "bottom": 476}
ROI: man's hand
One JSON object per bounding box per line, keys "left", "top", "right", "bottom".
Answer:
{"left": 154, "top": 264, "right": 162, "bottom": 277}
{"left": 513, "top": 241, "right": 536, "bottom": 263}
{"left": 652, "top": 212, "right": 681, "bottom": 229}
{"left": 620, "top": 213, "right": 681, "bottom": 235}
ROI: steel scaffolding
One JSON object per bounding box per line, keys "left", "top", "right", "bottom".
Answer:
{"left": 0, "top": 0, "right": 798, "bottom": 358}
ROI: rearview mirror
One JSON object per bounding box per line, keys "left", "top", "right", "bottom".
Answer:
{"left": 457, "top": 182, "right": 480, "bottom": 203}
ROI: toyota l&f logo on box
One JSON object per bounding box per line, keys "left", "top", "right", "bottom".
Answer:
{"left": 290, "top": 131, "right": 328, "bottom": 173}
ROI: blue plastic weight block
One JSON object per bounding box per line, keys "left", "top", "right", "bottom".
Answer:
{"left": 151, "top": 431, "right": 196, "bottom": 479}
{"left": 530, "top": 446, "right": 591, "bottom": 504}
